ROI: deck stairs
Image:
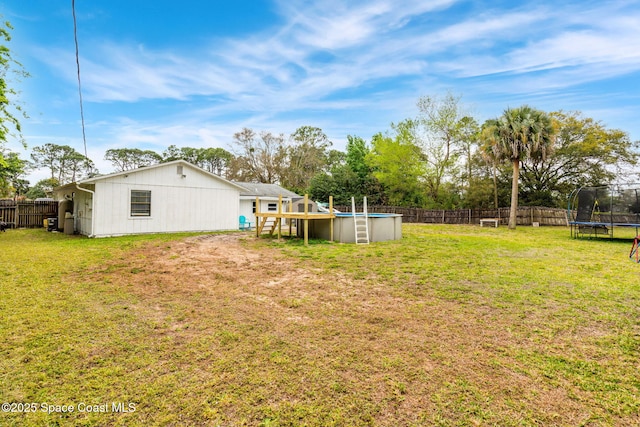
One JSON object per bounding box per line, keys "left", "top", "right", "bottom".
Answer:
{"left": 352, "top": 197, "right": 370, "bottom": 244}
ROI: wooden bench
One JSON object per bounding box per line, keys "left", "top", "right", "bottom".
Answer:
{"left": 480, "top": 218, "right": 499, "bottom": 227}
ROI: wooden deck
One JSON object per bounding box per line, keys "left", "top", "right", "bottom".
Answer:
{"left": 254, "top": 195, "right": 335, "bottom": 245}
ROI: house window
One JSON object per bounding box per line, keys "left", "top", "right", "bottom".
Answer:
{"left": 252, "top": 201, "right": 256, "bottom": 213}
{"left": 298, "top": 203, "right": 313, "bottom": 212}
{"left": 268, "top": 203, "right": 277, "bottom": 212}
{"left": 131, "top": 190, "right": 151, "bottom": 216}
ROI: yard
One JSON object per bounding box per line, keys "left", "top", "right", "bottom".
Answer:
{"left": 1, "top": 225, "right": 639, "bottom": 426}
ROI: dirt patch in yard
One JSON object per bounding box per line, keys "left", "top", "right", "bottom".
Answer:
{"left": 84, "top": 233, "right": 621, "bottom": 426}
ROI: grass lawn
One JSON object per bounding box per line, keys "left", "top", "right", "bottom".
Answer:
{"left": 1, "top": 224, "right": 639, "bottom": 426}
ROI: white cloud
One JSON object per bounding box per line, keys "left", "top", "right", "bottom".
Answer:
{"left": 19, "top": 0, "right": 640, "bottom": 176}
{"left": 32, "top": 0, "right": 465, "bottom": 109}
{"left": 275, "top": 0, "right": 457, "bottom": 50}
{"left": 430, "top": 3, "right": 640, "bottom": 98}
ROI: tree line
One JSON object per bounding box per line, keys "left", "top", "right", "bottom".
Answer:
{"left": 2, "top": 19, "right": 639, "bottom": 221}
{"left": 2, "top": 98, "right": 639, "bottom": 219}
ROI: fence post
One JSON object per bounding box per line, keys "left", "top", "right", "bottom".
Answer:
{"left": 530, "top": 207, "right": 534, "bottom": 226}
{"left": 17, "top": 203, "right": 23, "bottom": 228}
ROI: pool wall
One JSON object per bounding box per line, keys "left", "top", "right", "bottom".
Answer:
{"left": 301, "top": 214, "right": 402, "bottom": 243}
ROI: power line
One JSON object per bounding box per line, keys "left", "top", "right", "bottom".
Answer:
{"left": 71, "top": 0, "right": 88, "bottom": 159}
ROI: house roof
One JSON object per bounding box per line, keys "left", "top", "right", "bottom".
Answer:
{"left": 233, "top": 181, "right": 301, "bottom": 199}
{"left": 55, "top": 160, "right": 247, "bottom": 192}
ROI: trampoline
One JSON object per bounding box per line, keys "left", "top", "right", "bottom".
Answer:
{"left": 568, "top": 184, "right": 640, "bottom": 238}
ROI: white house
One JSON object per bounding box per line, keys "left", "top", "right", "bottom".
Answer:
{"left": 232, "top": 182, "right": 301, "bottom": 228}
{"left": 54, "top": 160, "right": 246, "bottom": 237}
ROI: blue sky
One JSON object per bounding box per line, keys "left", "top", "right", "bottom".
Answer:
{"left": 3, "top": 0, "right": 640, "bottom": 183}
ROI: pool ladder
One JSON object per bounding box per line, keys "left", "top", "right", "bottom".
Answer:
{"left": 352, "top": 197, "right": 370, "bottom": 244}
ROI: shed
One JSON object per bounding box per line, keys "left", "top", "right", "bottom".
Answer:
{"left": 54, "top": 160, "right": 246, "bottom": 237}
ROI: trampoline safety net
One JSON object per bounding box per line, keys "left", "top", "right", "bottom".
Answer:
{"left": 568, "top": 185, "right": 640, "bottom": 238}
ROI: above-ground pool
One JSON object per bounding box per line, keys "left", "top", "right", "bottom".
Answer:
{"left": 300, "top": 213, "right": 402, "bottom": 243}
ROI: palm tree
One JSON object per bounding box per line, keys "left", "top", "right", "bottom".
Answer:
{"left": 481, "top": 106, "right": 556, "bottom": 229}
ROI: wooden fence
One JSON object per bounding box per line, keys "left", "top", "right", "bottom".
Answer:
{"left": 334, "top": 205, "right": 569, "bottom": 226}
{"left": 0, "top": 200, "right": 59, "bottom": 228}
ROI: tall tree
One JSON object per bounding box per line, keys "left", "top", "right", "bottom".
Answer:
{"left": 32, "top": 143, "right": 96, "bottom": 185}
{"left": 162, "top": 145, "right": 200, "bottom": 164}
{"left": 25, "top": 178, "right": 59, "bottom": 199}
{"left": 344, "top": 135, "right": 383, "bottom": 203}
{"left": 63, "top": 148, "right": 96, "bottom": 182}
{"left": 367, "top": 120, "right": 426, "bottom": 207}
{"left": 160, "top": 145, "right": 233, "bottom": 176}
{"left": 417, "top": 93, "right": 470, "bottom": 203}
{"left": 200, "top": 147, "right": 233, "bottom": 178}
{"left": 308, "top": 149, "right": 344, "bottom": 204}
{"left": 308, "top": 141, "right": 385, "bottom": 206}
{"left": 481, "top": 106, "right": 556, "bottom": 229}
{"left": 31, "top": 143, "right": 61, "bottom": 181}
{"left": 1, "top": 18, "right": 29, "bottom": 196}
{"left": 519, "top": 111, "right": 639, "bottom": 207}
{"left": 0, "top": 150, "right": 28, "bottom": 197}
{"left": 345, "top": 135, "right": 370, "bottom": 181}
{"left": 457, "top": 116, "right": 480, "bottom": 189}
{"left": 200, "top": 147, "right": 234, "bottom": 177}
{"left": 1, "top": 18, "right": 29, "bottom": 147}
{"left": 281, "top": 126, "right": 332, "bottom": 193}
{"left": 476, "top": 134, "right": 507, "bottom": 209}
{"left": 105, "top": 148, "right": 162, "bottom": 171}
{"left": 228, "top": 128, "right": 286, "bottom": 183}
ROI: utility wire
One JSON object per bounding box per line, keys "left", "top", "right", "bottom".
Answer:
{"left": 72, "top": 0, "right": 88, "bottom": 159}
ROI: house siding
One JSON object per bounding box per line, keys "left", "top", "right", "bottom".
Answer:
{"left": 89, "top": 164, "right": 239, "bottom": 237}
{"left": 240, "top": 198, "right": 292, "bottom": 228}
{"left": 73, "top": 188, "right": 94, "bottom": 236}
